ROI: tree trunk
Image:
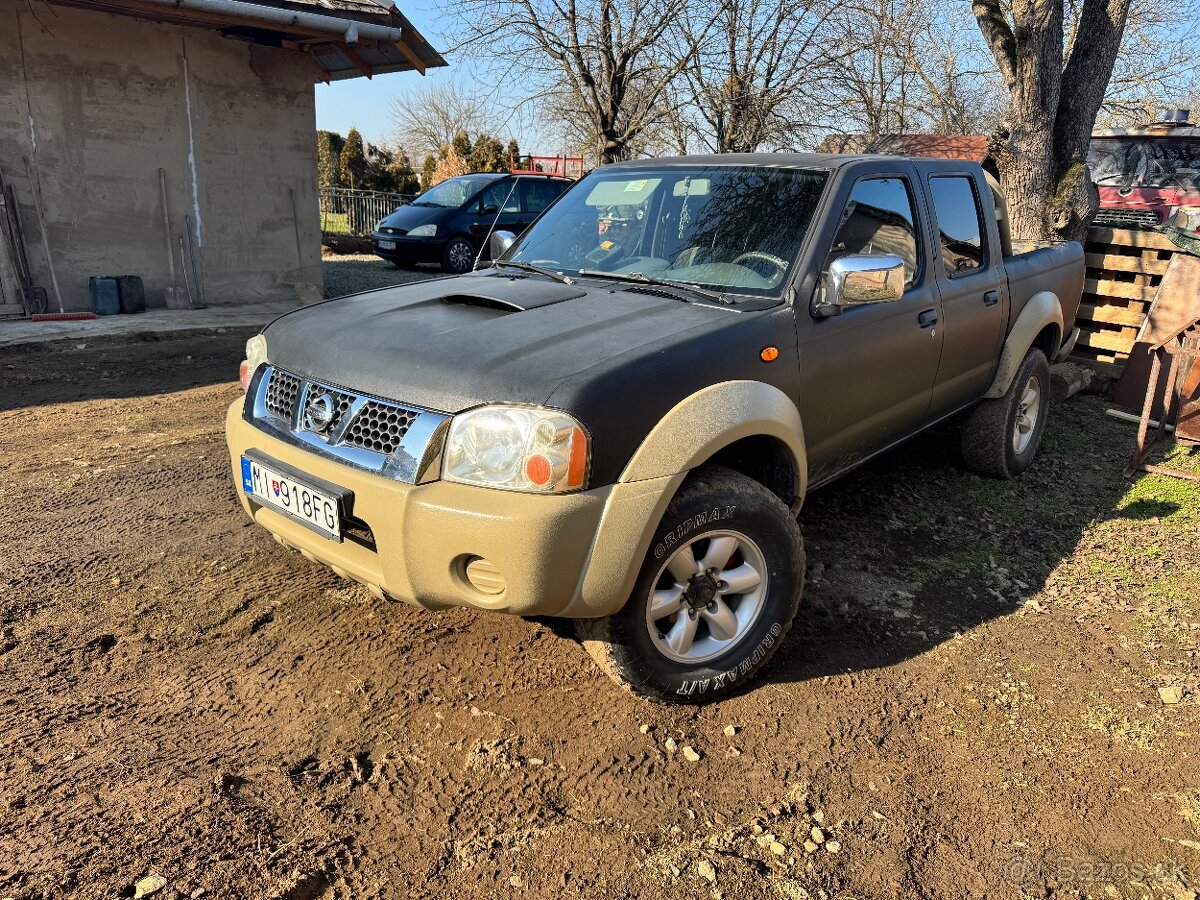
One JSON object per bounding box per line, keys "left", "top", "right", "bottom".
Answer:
{"left": 973, "top": 0, "right": 1131, "bottom": 243}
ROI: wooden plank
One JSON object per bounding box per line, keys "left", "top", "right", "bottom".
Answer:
{"left": 394, "top": 36, "right": 427, "bottom": 75}
{"left": 1077, "top": 327, "right": 1137, "bottom": 354}
{"left": 1084, "top": 278, "right": 1156, "bottom": 302}
{"left": 1084, "top": 251, "right": 1170, "bottom": 276}
{"left": 1086, "top": 227, "right": 1177, "bottom": 251}
{"left": 341, "top": 44, "right": 375, "bottom": 79}
{"left": 1078, "top": 303, "right": 1147, "bottom": 327}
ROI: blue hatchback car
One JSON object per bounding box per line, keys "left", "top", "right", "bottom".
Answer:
{"left": 371, "top": 173, "right": 572, "bottom": 274}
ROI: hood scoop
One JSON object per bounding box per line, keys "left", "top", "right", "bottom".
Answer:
{"left": 427, "top": 273, "right": 588, "bottom": 311}
{"left": 441, "top": 293, "right": 525, "bottom": 313}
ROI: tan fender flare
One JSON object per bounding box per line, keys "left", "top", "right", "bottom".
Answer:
{"left": 984, "top": 291, "right": 1063, "bottom": 399}
{"left": 561, "top": 381, "right": 807, "bottom": 618}
{"left": 618, "top": 380, "right": 808, "bottom": 494}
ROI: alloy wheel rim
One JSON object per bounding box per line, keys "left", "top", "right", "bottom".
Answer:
{"left": 644, "top": 530, "right": 769, "bottom": 665}
{"left": 448, "top": 240, "right": 473, "bottom": 272}
{"left": 1013, "top": 374, "right": 1041, "bottom": 454}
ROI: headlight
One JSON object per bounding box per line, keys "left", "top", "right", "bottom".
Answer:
{"left": 240, "top": 333, "right": 268, "bottom": 392}
{"left": 442, "top": 405, "right": 590, "bottom": 493}
{"left": 408, "top": 224, "right": 437, "bottom": 237}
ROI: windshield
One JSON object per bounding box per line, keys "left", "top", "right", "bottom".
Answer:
{"left": 1088, "top": 138, "right": 1200, "bottom": 190}
{"left": 411, "top": 175, "right": 497, "bottom": 208}
{"left": 506, "top": 165, "right": 830, "bottom": 298}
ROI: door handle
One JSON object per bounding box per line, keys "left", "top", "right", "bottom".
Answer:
{"left": 983, "top": 290, "right": 1000, "bottom": 307}
{"left": 918, "top": 309, "right": 939, "bottom": 329}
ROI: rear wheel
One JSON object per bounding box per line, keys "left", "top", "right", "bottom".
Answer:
{"left": 441, "top": 236, "right": 475, "bottom": 274}
{"left": 576, "top": 466, "right": 804, "bottom": 703}
{"left": 961, "top": 347, "right": 1050, "bottom": 478}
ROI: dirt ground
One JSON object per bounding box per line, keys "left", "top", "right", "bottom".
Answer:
{"left": 2, "top": 332, "right": 1200, "bottom": 900}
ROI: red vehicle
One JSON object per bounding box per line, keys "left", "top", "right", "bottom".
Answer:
{"left": 1088, "top": 109, "right": 1200, "bottom": 232}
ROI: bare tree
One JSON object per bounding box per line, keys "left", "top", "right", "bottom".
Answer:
{"left": 810, "top": 0, "right": 1002, "bottom": 142}
{"left": 389, "top": 82, "right": 500, "bottom": 158}
{"left": 447, "top": 0, "right": 720, "bottom": 164}
{"left": 973, "top": 0, "right": 1133, "bottom": 242}
{"left": 1095, "top": 0, "right": 1200, "bottom": 125}
{"left": 672, "top": 0, "right": 836, "bottom": 153}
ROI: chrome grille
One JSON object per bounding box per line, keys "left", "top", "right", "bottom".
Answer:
{"left": 245, "top": 366, "right": 449, "bottom": 484}
{"left": 301, "top": 387, "right": 355, "bottom": 432}
{"left": 265, "top": 369, "right": 302, "bottom": 420}
{"left": 343, "top": 402, "right": 418, "bottom": 454}
{"left": 1094, "top": 207, "right": 1160, "bottom": 228}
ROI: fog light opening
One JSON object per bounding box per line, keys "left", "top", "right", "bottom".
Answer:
{"left": 463, "top": 556, "right": 506, "bottom": 596}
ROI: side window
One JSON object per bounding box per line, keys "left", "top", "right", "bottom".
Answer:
{"left": 825, "top": 177, "right": 921, "bottom": 289}
{"left": 522, "top": 179, "right": 563, "bottom": 215}
{"left": 929, "top": 176, "right": 986, "bottom": 276}
{"left": 480, "top": 180, "right": 521, "bottom": 214}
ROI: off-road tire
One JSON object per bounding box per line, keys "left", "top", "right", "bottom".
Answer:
{"left": 441, "top": 236, "right": 475, "bottom": 275}
{"left": 576, "top": 465, "right": 805, "bottom": 704}
{"left": 961, "top": 347, "right": 1050, "bottom": 479}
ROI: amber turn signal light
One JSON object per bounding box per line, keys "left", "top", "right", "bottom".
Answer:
{"left": 760, "top": 346, "right": 780, "bottom": 363}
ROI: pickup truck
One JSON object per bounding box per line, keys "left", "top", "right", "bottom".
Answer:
{"left": 226, "top": 153, "right": 1084, "bottom": 703}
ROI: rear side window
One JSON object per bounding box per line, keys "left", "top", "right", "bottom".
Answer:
{"left": 522, "top": 179, "right": 566, "bottom": 214}
{"left": 929, "top": 176, "right": 986, "bottom": 275}
{"left": 826, "top": 177, "right": 921, "bottom": 288}
{"left": 480, "top": 180, "right": 521, "bottom": 213}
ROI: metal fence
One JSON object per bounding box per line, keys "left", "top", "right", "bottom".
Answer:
{"left": 319, "top": 187, "right": 413, "bottom": 238}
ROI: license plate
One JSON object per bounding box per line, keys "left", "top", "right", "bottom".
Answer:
{"left": 241, "top": 456, "right": 341, "bottom": 539}
{"left": 377, "top": 240, "right": 397, "bottom": 250}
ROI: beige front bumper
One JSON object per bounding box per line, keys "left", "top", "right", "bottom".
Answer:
{"left": 225, "top": 401, "right": 681, "bottom": 618}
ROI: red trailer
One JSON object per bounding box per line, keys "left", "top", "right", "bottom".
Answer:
{"left": 510, "top": 154, "right": 585, "bottom": 180}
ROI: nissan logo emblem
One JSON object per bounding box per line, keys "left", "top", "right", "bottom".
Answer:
{"left": 303, "top": 393, "right": 336, "bottom": 433}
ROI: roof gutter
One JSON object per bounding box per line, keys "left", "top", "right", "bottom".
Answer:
{"left": 133, "top": 0, "right": 406, "bottom": 43}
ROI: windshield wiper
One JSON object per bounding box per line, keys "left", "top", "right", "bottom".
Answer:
{"left": 492, "top": 259, "right": 574, "bottom": 284}
{"left": 577, "top": 269, "right": 727, "bottom": 304}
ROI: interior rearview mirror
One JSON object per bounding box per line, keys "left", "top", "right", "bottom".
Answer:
{"left": 814, "top": 254, "right": 906, "bottom": 317}
{"left": 489, "top": 230, "right": 517, "bottom": 260}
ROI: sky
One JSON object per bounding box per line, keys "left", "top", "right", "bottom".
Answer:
{"left": 313, "top": 4, "right": 551, "bottom": 152}
{"left": 314, "top": 4, "right": 440, "bottom": 147}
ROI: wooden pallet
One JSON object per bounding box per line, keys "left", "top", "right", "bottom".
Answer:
{"left": 1071, "top": 227, "right": 1178, "bottom": 371}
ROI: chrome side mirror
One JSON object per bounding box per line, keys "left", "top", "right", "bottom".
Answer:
{"left": 814, "top": 254, "right": 906, "bottom": 317}
{"left": 489, "top": 230, "right": 517, "bottom": 260}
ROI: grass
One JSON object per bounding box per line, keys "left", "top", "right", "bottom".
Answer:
{"left": 321, "top": 212, "right": 352, "bottom": 236}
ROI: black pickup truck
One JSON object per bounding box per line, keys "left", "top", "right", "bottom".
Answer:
{"left": 227, "top": 153, "right": 1084, "bottom": 702}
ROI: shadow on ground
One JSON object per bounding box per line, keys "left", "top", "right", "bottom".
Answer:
{"left": 760, "top": 394, "right": 1168, "bottom": 686}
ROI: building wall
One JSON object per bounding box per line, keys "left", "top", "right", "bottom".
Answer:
{"left": 0, "top": 0, "right": 324, "bottom": 311}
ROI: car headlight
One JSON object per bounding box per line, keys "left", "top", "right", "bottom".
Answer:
{"left": 442, "top": 405, "right": 590, "bottom": 493}
{"left": 408, "top": 224, "right": 437, "bottom": 237}
{"left": 239, "top": 334, "right": 268, "bottom": 392}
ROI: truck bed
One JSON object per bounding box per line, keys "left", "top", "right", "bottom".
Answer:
{"left": 1004, "top": 242, "right": 1084, "bottom": 341}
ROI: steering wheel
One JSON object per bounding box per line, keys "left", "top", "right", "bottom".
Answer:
{"left": 732, "top": 251, "right": 789, "bottom": 281}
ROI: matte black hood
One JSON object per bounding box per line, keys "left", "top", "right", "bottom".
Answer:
{"left": 263, "top": 271, "right": 798, "bottom": 483}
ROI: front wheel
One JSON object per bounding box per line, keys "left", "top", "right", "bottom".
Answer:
{"left": 441, "top": 236, "right": 476, "bottom": 274}
{"left": 576, "top": 466, "right": 805, "bottom": 703}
